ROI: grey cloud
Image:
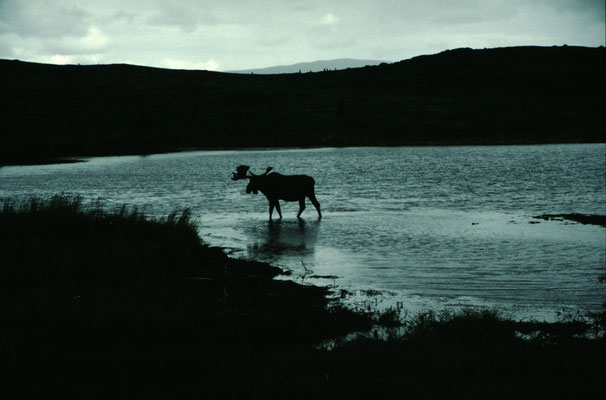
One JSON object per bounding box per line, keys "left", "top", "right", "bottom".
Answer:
{"left": 147, "top": 2, "right": 216, "bottom": 32}
{"left": 0, "top": 0, "right": 91, "bottom": 38}
{"left": 0, "top": 36, "right": 15, "bottom": 58}
{"left": 361, "top": 0, "right": 516, "bottom": 28}
{"left": 104, "top": 10, "right": 139, "bottom": 25}
{"left": 428, "top": 1, "right": 518, "bottom": 25}
{"left": 535, "top": 0, "right": 605, "bottom": 17}
{"left": 42, "top": 27, "right": 110, "bottom": 55}
{"left": 305, "top": 13, "right": 357, "bottom": 51}
{"left": 256, "top": 33, "right": 295, "bottom": 48}
{"left": 309, "top": 36, "right": 356, "bottom": 51}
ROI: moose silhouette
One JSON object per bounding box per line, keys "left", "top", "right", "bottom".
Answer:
{"left": 232, "top": 165, "right": 322, "bottom": 220}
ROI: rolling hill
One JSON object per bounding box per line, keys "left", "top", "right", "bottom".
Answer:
{"left": 0, "top": 45, "right": 604, "bottom": 165}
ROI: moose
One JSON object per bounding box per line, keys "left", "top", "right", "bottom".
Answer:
{"left": 232, "top": 165, "right": 322, "bottom": 220}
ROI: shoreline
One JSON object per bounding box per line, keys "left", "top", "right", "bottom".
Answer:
{"left": 533, "top": 213, "right": 606, "bottom": 227}
{"left": 2, "top": 141, "right": 604, "bottom": 167}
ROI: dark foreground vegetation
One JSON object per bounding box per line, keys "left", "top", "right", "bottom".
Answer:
{"left": 1, "top": 45, "right": 604, "bottom": 165}
{"left": 1, "top": 195, "right": 604, "bottom": 398}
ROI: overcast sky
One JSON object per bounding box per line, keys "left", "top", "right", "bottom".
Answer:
{"left": 0, "top": 0, "right": 604, "bottom": 71}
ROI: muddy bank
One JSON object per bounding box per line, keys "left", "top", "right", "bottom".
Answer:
{"left": 534, "top": 213, "right": 606, "bottom": 227}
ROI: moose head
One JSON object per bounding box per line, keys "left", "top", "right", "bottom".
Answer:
{"left": 231, "top": 165, "right": 274, "bottom": 195}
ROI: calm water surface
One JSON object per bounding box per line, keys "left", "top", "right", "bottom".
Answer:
{"left": 1, "top": 145, "right": 604, "bottom": 320}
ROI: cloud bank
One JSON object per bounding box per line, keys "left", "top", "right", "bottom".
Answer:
{"left": 0, "top": 0, "right": 603, "bottom": 70}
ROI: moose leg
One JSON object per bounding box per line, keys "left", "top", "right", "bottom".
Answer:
{"left": 269, "top": 202, "right": 274, "bottom": 220}
{"left": 297, "top": 198, "right": 306, "bottom": 219}
{"left": 308, "top": 193, "right": 322, "bottom": 219}
{"left": 275, "top": 200, "right": 282, "bottom": 219}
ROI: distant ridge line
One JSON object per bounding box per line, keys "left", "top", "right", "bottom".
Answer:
{"left": 227, "top": 58, "right": 387, "bottom": 74}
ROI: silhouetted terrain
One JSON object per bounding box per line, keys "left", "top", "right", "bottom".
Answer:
{"left": 1, "top": 45, "right": 604, "bottom": 165}
{"left": 534, "top": 213, "right": 606, "bottom": 227}
{"left": 2, "top": 195, "right": 604, "bottom": 398}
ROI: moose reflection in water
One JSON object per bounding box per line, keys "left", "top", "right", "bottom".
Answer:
{"left": 246, "top": 219, "right": 321, "bottom": 263}
{"left": 232, "top": 165, "right": 322, "bottom": 220}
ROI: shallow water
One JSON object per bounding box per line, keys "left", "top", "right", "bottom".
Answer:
{"left": 1, "top": 144, "right": 604, "bottom": 320}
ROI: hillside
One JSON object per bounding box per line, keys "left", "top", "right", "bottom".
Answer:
{"left": 1, "top": 45, "right": 604, "bottom": 165}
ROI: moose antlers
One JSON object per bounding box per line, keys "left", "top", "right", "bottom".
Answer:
{"left": 231, "top": 165, "right": 251, "bottom": 181}
{"left": 231, "top": 165, "right": 273, "bottom": 180}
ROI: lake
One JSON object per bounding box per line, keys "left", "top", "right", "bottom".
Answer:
{"left": 1, "top": 144, "right": 604, "bottom": 320}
